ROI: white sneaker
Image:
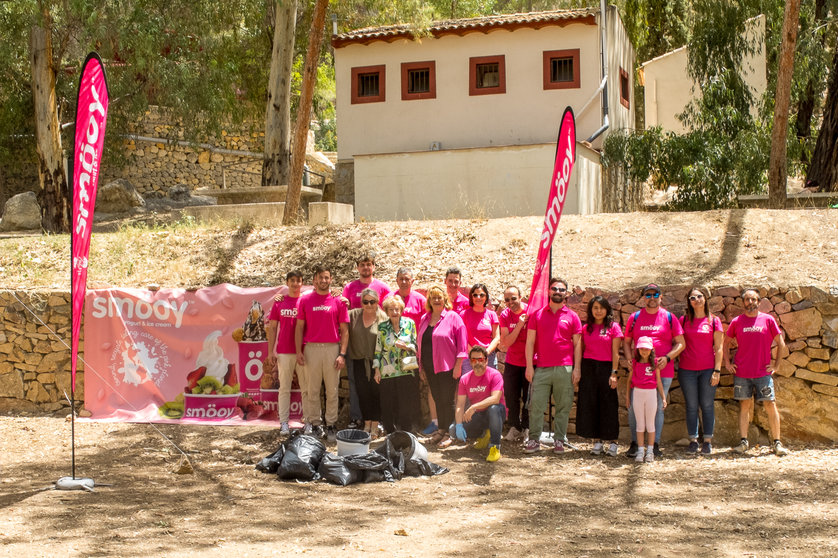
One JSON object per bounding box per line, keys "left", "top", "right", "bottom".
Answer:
{"left": 606, "top": 443, "right": 619, "bottom": 457}
{"left": 635, "top": 447, "right": 645, "bottom": 463}
{"left": 505, "top": 427, "right": 522, "bottom": 442}
{"left": 303, "top": 423, "right": 313, "bottom": 435}
{"left": 280, "top": 422, "right": 290, "bottom": 436}
{"left": 645, "top": 449, "right": 655, "bottom": 463}
{"left": 591, "top": 442, "right": 604, "bottom": 455}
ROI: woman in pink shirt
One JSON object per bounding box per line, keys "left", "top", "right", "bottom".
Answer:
{"left": 417, "top": 285, "right": 468, "bottom": 448}
{"left": 459, "top": 283, "right": 500, "bottom": 373}
{"left": 678, "top": 286, "right": 723, "bottom": 455}
{"left": 577, "top": 296, "right": 623, "bottom": 457}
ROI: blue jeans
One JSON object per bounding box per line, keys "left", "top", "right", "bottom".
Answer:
{"left": 679, "top": 368, "right": 717, "bottom": 439}
{"left": 628, "top": 376, "right": 672, "bottom": 444}
{"left": 449, "top": 404, "right": 506, "bottom": 446}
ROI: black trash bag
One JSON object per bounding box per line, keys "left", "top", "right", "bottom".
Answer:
{"left": 255, "top": 444, "right": 285, "bottom": 474}
{"left": 404, "top": 458, "right": 449, "bottom": 477}
{"left": 343, "top": 451, "right": 401, "bottom": 483}
{"left": 277, "top": 433, "right": 326, "bottom": 481}
{"left": 317, "top": 453, "right": 360, "bottom": 486}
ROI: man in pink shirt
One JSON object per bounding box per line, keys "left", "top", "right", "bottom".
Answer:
{"left": 622, "top": 283, "right": 685, "bottom": 458}
{"left": 523, "top": 277, "right": 582, "bottom": 454}
{"left": 395, "top": 267, "right": 427, "bottom": 326}
{"left": 723, "top": 288, "right": 789, "bottom": 456}
{"left": 451, "top": 346, "right": 506, "bottom": 462}
{"left": 498, "top": 285, "right": 529, "bottom": 441}
{"left": 444, "top": 266, "right": 470, "bottom": 314}
{"left": 265, "top": 270, "right": 305, "bottom": 436}
{"left": 296, "top": 265, "right": 349, "bottom": 442}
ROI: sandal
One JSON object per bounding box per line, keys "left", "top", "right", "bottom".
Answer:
{"left": 428, "top": 430, "right": 445, "bottom": 445}
{"left": 437, "top": 434, "right": 453, "bottom": 449}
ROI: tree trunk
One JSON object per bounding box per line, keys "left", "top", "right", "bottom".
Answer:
{"left": 262, "top": 0, "right": 297, "bottom": 188}
{"left": 767, "top": 0, "right": 801, "bottom": 209}
{"left": 30, "top": 24, "right": 69, "bottom": 232}
{"left": 283, "top": 0, "right": 328, "bottom": 225}
{"left": 807, "top": 46, "right": 838, "bottom": 192}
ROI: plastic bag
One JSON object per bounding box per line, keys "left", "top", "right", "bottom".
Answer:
{"left": 404, "top": 458, "right": 449, "bottom": 477}
{"left": 317, "top": 453, "right": 360, "bottom": 486}
{"left": 255, "top": 445, "right": 285, "bottom": 474}
{"left": 344, "top": 452, "right": 400, "bottom": 483}
{"left": 277, "top": 433, "right": 326, "bottom": 481}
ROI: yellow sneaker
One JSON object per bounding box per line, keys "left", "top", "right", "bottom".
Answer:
{"left": 486, "top": 445, "right": 501, "bottom": 462}
{"left": 473, "top": 429, "right": 491, "bottom": 450}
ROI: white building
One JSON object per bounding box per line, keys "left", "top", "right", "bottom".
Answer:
{"left": 332, "top": 6, "right": 635, "bottom": 221}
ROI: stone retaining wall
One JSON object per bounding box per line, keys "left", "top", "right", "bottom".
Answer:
{"left": 2, "top": 286, "right": 836, "bottom": 444}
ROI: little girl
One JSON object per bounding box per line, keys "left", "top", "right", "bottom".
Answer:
{"left": 627, "top": 336, "right": 667, "bottom": 463}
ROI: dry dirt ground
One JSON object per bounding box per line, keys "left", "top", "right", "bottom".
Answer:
{"left": 1, "top": 417, "right": 837, "bottom": 557}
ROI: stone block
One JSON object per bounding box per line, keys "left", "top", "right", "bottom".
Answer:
{"left": 775, "top": 359, "right": 796, "bottom": 377}
{"left": 787, "top": 351, "right": 810, "bottom": 367}
{"left": 708, "top": 296, "right": 725, "bottom": 313}
{"left": 25, "top": 381, "right": 51, "bottom": 403}
{"left": 0, "top": 370, "right": 24, "bottom": 399}
{"left": 773, "top": 376, "right": 838, "bottom": 442}
{"left": 308, "top": 202, "right": 354, "bottom": 225}
{"left": 793, "top": 300, "right": 814, "bottom": 311}
{"left": 785, "top": 288, "right": 803, "bottom": 304}
{"left": 824, "top": 332, "right": 838, "bottom": 349}
{"left": 714, "top": 286, "right": 740, "bottom": 297}
{"left": 795, "top": 368, "right": 838, "bottom": 385}
{"left": 787, "top": 340, "right": 807, "bottom": 352}
{"left": 812, "top": 384, "right": 838, "bottom": 398}
{"left": 806, "top": 338, "right": 822, "bottom": 348}
{"left": 715, "top": 387, "right": 734, "bottom": 399}
{"left": 806, "top": 360, "right": 830, "bottom": 374}
{"left": 831, "top": 351, "right": 838, "bottom": 372}
{"left": 805, "top": 347, "right": 830, "bottom": 360}
{"left": 758, "top": 298, "right": 773, "bottom": 313}
{"left": 774, "top": 301, "right": 792, "bottom": 314}
{"left": 779, "top": 307, "right": 823, "bottom": 340}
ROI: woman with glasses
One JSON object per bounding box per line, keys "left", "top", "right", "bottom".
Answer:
{"left": 347, "top": 288, "right": 387, "bottom": 438}
{"left": 417, "top": 285, "right": 468, "bottom": 448}
{"left": 678, "top": 286, "right": 723, "bottom": 454}
{"left": 498, "top": 285, "right": 529, "bottom": 442}
{"left": 459, "top": 283, "right": 500, "bottom": 373}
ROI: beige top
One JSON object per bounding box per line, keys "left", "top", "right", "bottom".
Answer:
{"left": 348, "top": 308, "right": 388, "bottom": 379}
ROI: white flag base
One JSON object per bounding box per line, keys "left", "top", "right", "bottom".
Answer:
{"left": 55, "top": 476, "right": 96, "bottom": 492}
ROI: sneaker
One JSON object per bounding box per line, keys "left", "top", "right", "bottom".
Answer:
{"left": 591, "top": 442, "right": 604, "bottom": 456}
{"left": 606, "top": 442, "right": 619, "bottom": 457}
{"left": 635, "top": 446, "right": 645, "bottom": 463}
{"left": 523, "top": 439, "right": 541, "bottom": 454}
{"left": 701, "top": 441, "right": 713, "bottom": 455}
{"left": 505, "top": 427, "right": 522, "bottom": 442}
{"left": 326, "top": 425, "right": 337, "bottom": 443}
{"left": 645, "top": 449, "right": 655, "bottom": 463}
{"left": 733, "top": 438, "right": 749, "bottom": 454}
{"left": 279, "top": 422, "right": 290, "bottom": 436}
{"left": 626, "top": 441, "right": 639, "bottom": 458}
{"left": 312, "top": 424, "right": 325, "bottom": 439}
{"left": 553, "top": 440, "right": 565, "bottom": 454}
{"left": 473, "top": 429, "right": 491, "bottom": 450}
{"left": 421, "top": 421, "right": 439, "bottom": 435}
{"left": 687, "top": 441, "right": 699, "bottom": 454}
{"left": 653, "top": 443, "right": 662, "bottom": 457}
{"left": 773, "top": 440, "right": 789, "bottom": 456}
{"left": 303, "top": 423, "right": 313, "bottom": 435}
{"left": 486, "top": 445, "right": 501, "bottom": 462}
{"left": 347, "top": 419, "right": 362, "bottom": 430}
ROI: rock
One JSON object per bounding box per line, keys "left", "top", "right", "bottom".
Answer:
{"left": 779, "top": 307, "right": 823, "bottom": 340}
{"left": 168, "top": 184, "right": 192, "bottom": 202}
{"left": 25, "top": 381, "right": 51, "bottom": 403}
{"left": 775, "top": 359, "right": 796, "bottom": 377}
{"left": 787, "top": 351, "right": 810, "bottom": 367}
{"left": 795, "top": 368, "right": 838, "bottom": 385}
{"left": 0, "top": 370, "right": 25, "bottom": 399}
{"left": 785, "top": 288, "right": 803, "bottom": 304}
{"left": 831, "top": 351, "right": 838, "bottom": 372}
{"left": 757, "top": 298, "right": 773, "bottom": 313}
{"left": 96, "top": 179, "right": 145, "bottom": 213}
{"left": 708, "top": 296, "right": 725, "bottom": 313}
{"left": 774, "top": 301, "right": 792, "bottom": 314}
{"left": 714, "top": 286, "right": 741, "bottom": 298}
{"left": 0, "top": 191, "right": 41, "bottom": 231}
{"left": 769, "top": 376, "right": 838, "bottom": 442}
{"left": 807, "top": 338, "right": 822, "bottom": 348}
{"left": 812, "top": 384, "right": 838, "bottom": 398}
{"left": 806, "top": 360, "right": 830, "bottom": 374}
{"left": 792, "top": 300, "right": 814, "bottom": 311}
{"left": 805, "top": 347, "right": 830, "bottom": 360}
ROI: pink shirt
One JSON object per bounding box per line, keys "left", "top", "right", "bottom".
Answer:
{"left": 267, "top": 296, "right": 301, "bottom": 354}
{"left": 417, "top": 309, "right": 468, "bottom": 374}
{"left": 582, "top": 322, "right": 624, "bottom": 362}
{"left": 679, "top": 315, "right": 723, "bottom": 371}
{"left": 527, "top": 305, "right": 582, "bottom": 367}
{"left": 626, "top": 309, "right": 684, "bottom": 378}
{"left": 726, "top": 313, "right": 782, "bottom": 378}
{"left": 342, "top": 278, "right": 392, "bottom": 310}
{"left": 499, "top": 304, "right": 528, "bottom": 367}
{"left": 458, "top": 366, "right": 506, "bottom": 409}
{"left": 450, "top": 291, "right": 470, "bottom": 314}
{"left": 631, "top": 360, "right": 657, "bottom": 389}
{"left": 459, "top": 308, "right": 499, "bottom": 349}
{"left": 297, "top": 292, "right": 349, "bottom": 344}
{"left": 400, "top": 290, "right": 427, "bottom": 327}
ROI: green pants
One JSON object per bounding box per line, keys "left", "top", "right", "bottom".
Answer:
{"left": 528, "top": 365, "right": 574, "bottom": 442}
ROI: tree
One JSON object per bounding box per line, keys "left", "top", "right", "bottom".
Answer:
{"left": 807, "top": 45, "right": 838, "bottom": 191}
{"left": 263, "top": 0, "right": 298, "bottom": 187}
{"left": 768, "top": 0, "right": 801, "bottom": 208}
{"left": 284, "top": 0, "right": 328, "bottom": 225}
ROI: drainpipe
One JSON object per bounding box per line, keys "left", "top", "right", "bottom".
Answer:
{"left": 586, "top": 0, "right": 610, "bottom": 143}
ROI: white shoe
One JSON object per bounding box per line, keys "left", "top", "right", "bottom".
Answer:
{"left": 279, "top": 422, "right": 290, "bottom": 436}
{"left": 520, "top": 428, "right": 529, "bottom": 444}
{"left": 505, "top": 427, "right": 522, "bottom": 442}
{"left": 606, "top": 442, "right": 619, "bottom": 457}
{"left": 635, "top": 447, "right": 645, "bottom": 463}
{"left": 591, "top": 442, "right": 603, "bottom": 455}
{"left": 645, "top": 449, "right": 655, "bottom": 463}
{"left": 303, "top": 423, "right": 313, "bottom": 435}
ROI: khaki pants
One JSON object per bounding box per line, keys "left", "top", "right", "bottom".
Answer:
{"left": 277, "top": 354, "right": 305, "bottom": 424}
{"left": 303, "top": 343, "right": 340, "bottom": 426}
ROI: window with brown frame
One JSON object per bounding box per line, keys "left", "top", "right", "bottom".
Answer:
{"left": 619, "top": 67, "right": 630, "bottom": 109}
{"left": 469, "top": 55, "right": 506, "bottom": 96}
{"left": 542, "top": 49, "right": 580, "bottom": 90}
{"left": 351, "top": 65, "right": 385, "bottom": 104}
{"left": 401, "top": 61, "right": 436, "bottom": 100}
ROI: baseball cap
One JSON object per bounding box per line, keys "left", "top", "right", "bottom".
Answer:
{"left": 637, "top": 336, "right": 654, "bottom": 350}
{"left": 643, "top": 283, "right": 661, "bottom": 294}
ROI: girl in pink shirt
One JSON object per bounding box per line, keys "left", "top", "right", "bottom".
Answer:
{"left": 459, "top": 283, "right": 500, "bottom": 373}
{"left": 627, "top": 337, "right": 667, "bottom": 463}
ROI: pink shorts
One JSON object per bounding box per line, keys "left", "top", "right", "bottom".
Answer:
{"left": 632, "top": 388, "right": 657, "bottom": 434}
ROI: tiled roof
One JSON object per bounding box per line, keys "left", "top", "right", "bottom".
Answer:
{"left": 332, "top": 8, "right": 599, "bottom": 48}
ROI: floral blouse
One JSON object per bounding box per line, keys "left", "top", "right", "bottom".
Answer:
{"left": 373, "top": 317, "right": 418, "bottom": 379}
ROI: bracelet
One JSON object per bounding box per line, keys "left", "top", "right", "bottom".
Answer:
{"left": 339, "top": 353, "right": 347, "bottom": 358}
{"left": 713, "top": 369, "right": 720, "bottom": 374}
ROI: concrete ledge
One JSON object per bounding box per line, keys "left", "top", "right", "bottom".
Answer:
{"left": 179, "top": 202, "right": 285, "bottom": 223}
{"left": 194, "top": 185, "right": 322, "bottom": 205}
{"left": 738, "top": 192, "right": 838, "bottom": 209}
{"left": 309, "top": 202, "right": 354, "bottom": 225}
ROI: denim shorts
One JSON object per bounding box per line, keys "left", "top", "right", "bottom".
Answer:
{"left": 733, "top": 375, "right": 775, "bottom": 402}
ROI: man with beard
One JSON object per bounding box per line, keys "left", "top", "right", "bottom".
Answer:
{"left": 622, "top": 283, "right": 685, "bottom": 458}
{"left": 498, "top": 285, "right": 529, "bottom": 442}
{"left": 523, "top": 277, "right": 582, "bottom": 454}
{"left": 451, "top": 346, "right": 506, "bottom": 462}
{"left": 723, "top": 288, "right": 789, "bottom": 456}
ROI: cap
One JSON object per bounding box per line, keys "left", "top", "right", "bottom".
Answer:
{"left": 637, "top": 336, "right": 654, "bottom": 350}
{"left": 643, "top": 283, "right": 661, "bottom": 294}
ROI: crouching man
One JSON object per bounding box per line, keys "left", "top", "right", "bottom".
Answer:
{"left": 451, "top": 346, "right": 506, "bottom": 462}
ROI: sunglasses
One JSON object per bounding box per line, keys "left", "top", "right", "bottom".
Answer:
{"left": 472, "top": 293, "right": 487, "bottom": 298}
{"left": 688, "top": 294, "right": 704, "bottom": 301}
{"left": 644, "top": 292, "right": 661, "bottom": 299}
{"left": 362, "top": 299, "right": 377, "bottom": 305}
{"left": 550, "top": 286, "right": 567, "bottom": 293}
{"left": 469, "top": 357, "right": 487, "bottom": 363}
{"left": 504, "top": 296, "right": 518, "bottom": 302}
